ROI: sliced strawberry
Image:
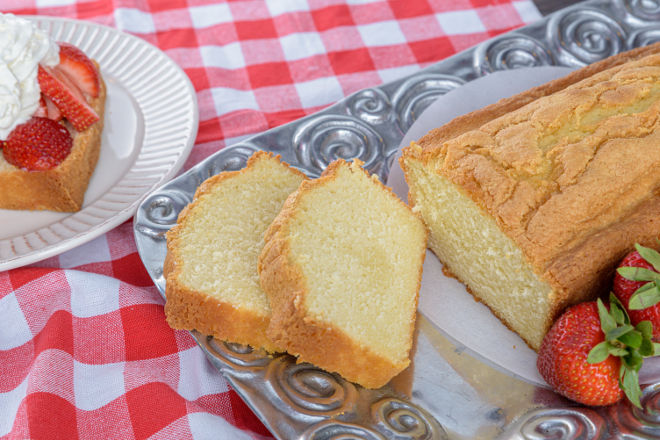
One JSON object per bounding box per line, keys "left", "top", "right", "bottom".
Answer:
{"left": 34, "top": 96, "right": 48, "bottom": 118}
{"left": 2, "top": 117, "right": 72, "bottom": 171}
{"left": 33, "top": 95, "right": 61, "bottom": 121}
{"left": 56, "top": 42, "right": 99, "bottom": 98}
{"left": 44, "top": 95, "right": 62, "bottom": 121}
{"left": 38, "top": 65, "right": 99, "bottom": 132}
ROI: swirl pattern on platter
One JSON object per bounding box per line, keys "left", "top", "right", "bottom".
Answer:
{"left": 371, "top": 398, "right": 447, "bottom": 440}
{"left": 293, "top": 115, "right": 384, "bottom": 176}
{"left": 517, "top": 408, "right": 605, "bottom": 440}
{"left": 608, "top": 383, "right": 660, "bottom": 437}
{"left": 266, "top": 357, "right": 358, "bottom": 417}
{"left": 142, "top": 188, "right": 194, "bottom": 228}
{"left": 620, "top": 0, "right": 660, "bottom": 22}
{"left": 549, "top": 8, "right": 626, "bottom": 65}
{"left": 304, "top": 421, "right": 385, "bottom": 440}
{"left": 628, "top": 27, "right": 660, "bottom": 48}
{"left": 201, "top": 335, "right": 271, "bottom": 371}
{"left": 347, "top": 88, "right": 392, "bottom": 125}
{"left": 204, "top": 144, "right": 260, "bottom": 178}
{"left": 475, "top": 35, "right": 553, "bottom": 74}
{"left": 392, "top": 73, "right": 464, "bottom": 132}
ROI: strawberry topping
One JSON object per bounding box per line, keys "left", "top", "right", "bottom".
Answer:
{"left": 38, "top": 65, "right": 99, "bottom": 132}
{"left": 2, "top": 117, "right": 73, "bottom": 171}
{"left": 44, "top": 95, "right": 62, "bottom": 121}
{"left": 56, "top": 42, "right": 99, "bottom": 98}
{"left": 34, "top": 96, "right": 48, "bottom": 118}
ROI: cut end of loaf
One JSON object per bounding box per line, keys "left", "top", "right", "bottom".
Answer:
{"left": 164, "top": 151, "right": 306, "bottom": 352}
{"left": 259, "top": 159, "right": 427, "bottom": 388}
{"left": 401, "top": 150, "right": 554, "bottom": 351}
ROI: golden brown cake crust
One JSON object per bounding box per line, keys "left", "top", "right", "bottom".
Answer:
{"left": 258, "top": 159, "right": 424, "bottom": 389}
{"left": 0, "top": 62, "right": 106, "bottom": 212}
{"left": 402, "top": 43, "right": 660, "bottom": 322}
{"left": 413, "top": 42, "right": 660, "bottom": 150}
{"left": 164, "top": 247, "right": 279, "bottom": 353}
{"left": 164, "top": 152, "right": 307, "bottom": 353}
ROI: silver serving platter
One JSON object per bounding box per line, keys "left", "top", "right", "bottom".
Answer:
{"left": 133, "top": 1, "right": 660, "bottom": 438}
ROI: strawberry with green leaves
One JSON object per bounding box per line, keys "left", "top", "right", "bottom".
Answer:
{"left": 537, "top": 294, "right": 659, "bottom": 408}
{"left": 614, "top": 243, "right": 660, "bottom": 340}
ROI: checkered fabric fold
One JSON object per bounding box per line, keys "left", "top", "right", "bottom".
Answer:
{"left": 0, "top": 1, "right": 540, "bottom": 438}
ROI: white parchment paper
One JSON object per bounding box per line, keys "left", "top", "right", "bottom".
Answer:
{"left": 387, "top": 66, "right": 660, "bottom": 386}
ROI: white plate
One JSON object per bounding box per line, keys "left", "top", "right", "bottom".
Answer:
{"left": 0, "top": 17, "right": 198, "bottom": 271}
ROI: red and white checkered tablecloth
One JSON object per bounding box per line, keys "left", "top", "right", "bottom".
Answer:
{"left": 0, "top": 1, "right": 541, "bottom": 438}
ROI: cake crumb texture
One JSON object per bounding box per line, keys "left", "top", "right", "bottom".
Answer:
{"left": 259, "top": 159, "right": 427, "bottom": 388}
{"left": 164, "top": 152, "right": 307, "bottom": 353}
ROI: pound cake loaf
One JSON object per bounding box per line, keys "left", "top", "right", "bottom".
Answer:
{"left": 164, "top": 152, "right": 307, "bottom": 352}
{"left": 258, "top": 159, "right": 427, "bottom": 388}
{"left": 401, "top": 44, "right": 660, "bottom": 351}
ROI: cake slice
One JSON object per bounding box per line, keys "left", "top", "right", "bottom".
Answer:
{"left": 258, "top": 159, "right": 427, "bottom": 388}
{"left": 401, "top": 44, "right": 660, "bottom": 351}
{"left": 164, "top": 152, "right": 307, "bottom": 352}
{"left": 0, "top": 74, "right": 105, "bottom": 212}
{"left": 0, "top": 35, "right": 106, "bottom": 212}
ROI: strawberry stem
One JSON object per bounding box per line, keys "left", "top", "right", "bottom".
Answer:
{"left": 588, "top": 295, "right": 656, "bottom": 409}
{"left": 629, "top": 283, "right": 660, "bottom": 310}
{"left": 636, "top": 243, "right": 660, "bottom": 273}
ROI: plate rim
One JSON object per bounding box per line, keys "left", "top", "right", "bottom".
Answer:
{"left": 0, "top": 15, "right": 198, "bottom": 271}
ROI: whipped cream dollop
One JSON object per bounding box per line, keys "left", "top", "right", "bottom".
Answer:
{"left": 0, "top": 13, "right": 59, "bottom": 140}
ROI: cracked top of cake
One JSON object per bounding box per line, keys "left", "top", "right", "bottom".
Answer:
{"left": 404, "top": 47, "right": 660, "bottom": 276}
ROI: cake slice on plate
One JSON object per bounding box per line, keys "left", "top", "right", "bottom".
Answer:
{"left": 0, "top": 13, "right": 106, "bottom": 212}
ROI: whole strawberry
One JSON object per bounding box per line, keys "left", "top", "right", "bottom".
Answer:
{"left": 614, "top": 243, "right": 660, "bottom": 339}
{"left": 2, "top": 117, "right": 72, "bottom": 171}
{"left": 537, "top": 295, "right": 657, "bottom": 408}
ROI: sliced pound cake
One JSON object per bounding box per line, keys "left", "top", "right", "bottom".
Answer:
{"left": 401, "top": 44, "right": 660, "bottom": 351}
{"left": 258, "top": 159, "right": 427, "bottom": 388}
{"left": 164, "top": 152, "right": 307, "bottom": 352}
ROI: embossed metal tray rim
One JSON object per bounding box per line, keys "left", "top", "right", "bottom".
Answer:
{"left": 134, "top": 1, "right": 660, "bottom": 438}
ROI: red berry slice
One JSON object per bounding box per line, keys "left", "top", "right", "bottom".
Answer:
{"left": 56, "top": 42, "right": 99, "bottom": 98}
{"left": 2, "top": 117, "right": 73, "bottom": 171}
{"left": 44, "top": 95, "right": 62, "bottom": 121}
{"left": 34, "top": 96, "right": 48, "bottom": 118}
{"left": 37, "top": 65, "right": 99, "bottom": 132}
